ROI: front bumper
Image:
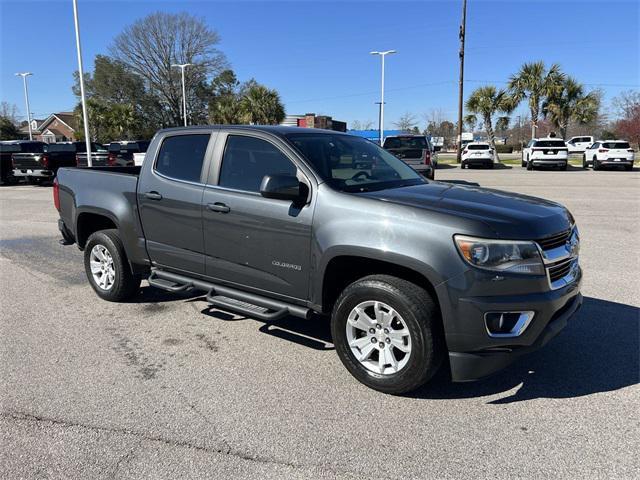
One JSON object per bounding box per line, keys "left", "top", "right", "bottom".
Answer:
{"left": 449, "top": 292, "right": 582, "bottom": 381}
{"left": 13, "top": 168, "right": 53, "bottom": 178}
{"left": 437, "top": 264, "right": 582, "bottom": 382}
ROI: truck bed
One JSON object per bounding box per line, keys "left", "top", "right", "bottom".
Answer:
{"left": 56, "top": 165, "right": 148, "bottom": 267}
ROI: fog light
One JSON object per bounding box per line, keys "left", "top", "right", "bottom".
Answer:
{"left": 484, "top": 311, "right": 534, "bottom": 338}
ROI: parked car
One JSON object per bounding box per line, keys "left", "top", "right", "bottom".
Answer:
{"left": 522, "top": 138, "right": 569, "bottom": 170}
{"left": 76, "top": 143, "right": 110, "bottom": 167}
{"left": 461, "top": 142, "right": 495, "bottom": 169}
{"left": 55, "top": 126, "right": 582, "bottom": 394}
{"left": 106, "top": 141, "right": 150, "bottom": 166}
{"left": 382, "top": 135, "right": 436, "bottom": 179}
{"left": 1, "top": 140, "right": 46, "bottom": 185}
{"left": 583, "top": 140, "right": 635, "bottom": 171}
{"left": 13, "top": 141, "right": 107, "bottom": 183}
{"left": 565, "top": 136, "right": 594, "bottom": 154}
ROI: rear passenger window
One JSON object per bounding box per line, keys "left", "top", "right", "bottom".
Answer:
{"left": 219, "top": 135, "right": 296, "bottom": 192}
{"left": 155, "top": 135, "right": 210, "bottom": 183}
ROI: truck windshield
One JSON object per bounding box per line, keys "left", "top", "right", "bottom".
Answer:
{"left": 286, "top": 133, "right": 426, "bottom": 192}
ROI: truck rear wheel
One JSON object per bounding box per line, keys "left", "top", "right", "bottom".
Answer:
{"left": 331, "top": 275, "right": 444, "bottom": 394}
{"left": 84, "top": 229, "right": 140, "bottom": 302}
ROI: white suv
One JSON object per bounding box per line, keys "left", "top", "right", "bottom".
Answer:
{"left": 461, "top": 142, "right": 495, "bottom": 168}
{"left": 583, "top": 140, "right": 635, "bottom": 171}
{"left": 522, "top": 138, "right": 569, "bottom": 170}
{"left": 566, "top": 136, "right": 594, "bottom": 153}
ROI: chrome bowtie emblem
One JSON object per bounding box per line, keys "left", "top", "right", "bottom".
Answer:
{"left": 566, "top": 231, "right": 580, "bottom": 257}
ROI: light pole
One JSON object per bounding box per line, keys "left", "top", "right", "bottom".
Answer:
{"left": 171, "top": 63, "right": 192, "bottom": 127}
{"left": 455, "top": 0, "right": 467, "bottom": 163}
{"left": 15, "top": 72, "right": 33, "bottom": 140}
{"left": 72, "top": 0, "right": 92, "bottom": 166}
{"left": 370, "top": 50, "right": 396, "bottom": 145}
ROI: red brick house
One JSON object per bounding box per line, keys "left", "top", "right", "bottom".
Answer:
{"left": 19, "top": 112, "right": 77, "bottom": 143}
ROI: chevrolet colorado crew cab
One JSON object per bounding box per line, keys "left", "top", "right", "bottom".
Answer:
{"left": 55, "top": 126, "right": 583, "bottom": 394}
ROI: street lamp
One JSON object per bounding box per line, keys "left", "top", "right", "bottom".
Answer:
{"left": 171, "top": 63, "right": 192, "bottom": 127}
{"left": 72, "top": 0, "right": 92, "bottom": 166}
{"left": 370, "top": 50, "right": 396, "bottom": 145}
{"left": 15, "top": 73, "right": 33, "bottom": 140}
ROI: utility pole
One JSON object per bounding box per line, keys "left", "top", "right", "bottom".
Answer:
{"left": 15, "top": 73, "right": 33, "bottom": 140}
{"left": 455, "top": 0, "right": 467, "bottom": 163}
{"left": 171, "top": 63, "right": 192, "bottom": 127}
{"left": 370, "top": 50, "right": 396, "bottom": 145}
{"left": 72, "top": 0, "right": 92, "bottom": 166}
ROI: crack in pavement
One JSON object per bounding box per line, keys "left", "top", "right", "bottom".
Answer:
{"left": 1, "top": 410, "right": 360, "bottom": 478}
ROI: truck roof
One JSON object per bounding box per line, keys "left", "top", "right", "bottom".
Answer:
{"left": 157, "top": 125, "right": 352, "bottom": 139}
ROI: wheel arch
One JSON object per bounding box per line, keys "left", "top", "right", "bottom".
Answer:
{"left": 316, "top": 250, "right": 443, "bottom": 316}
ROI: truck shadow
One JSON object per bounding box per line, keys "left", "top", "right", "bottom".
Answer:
{"left": 412, "top": 296, "right": 639, "bottom": 403}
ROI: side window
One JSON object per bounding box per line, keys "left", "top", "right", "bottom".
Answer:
{"left": 155, "top": 134, "right": 210, "bottom": 183}
{"left": 219, "top": 135, "right": 297, "bottom": 192}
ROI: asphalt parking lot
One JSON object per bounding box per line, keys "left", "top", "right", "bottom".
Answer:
{"left": 1, "top": 165, "right": 638, "bottom": 479}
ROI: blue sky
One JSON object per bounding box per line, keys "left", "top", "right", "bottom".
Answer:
{"left": 1, "top": 0, "right": 638, "bottom": 128}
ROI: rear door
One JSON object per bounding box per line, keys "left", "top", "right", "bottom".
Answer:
{"left": 137, "top": 132, "right": 216, "bottom": 274}
{"left": 201, "top": 130, "right": 315, "bottom": 300}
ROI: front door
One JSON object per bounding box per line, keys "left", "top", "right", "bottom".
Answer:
{"left": 202, "top": 132, "right": 314, "bottom": 300}
{"left": 137, "top": 132, "right": 214, "bottom": 274}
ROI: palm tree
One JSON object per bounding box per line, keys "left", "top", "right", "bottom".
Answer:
{"left": 508, "top": 61, "right": 565, "bottom": 139}
{"left": 209, "top": 94, "right": 243, "bottom": 124}
{"left": 465, "top": 86, "right": 514, "bottom": 161}
{"left": 240, "top": 84, "right": 285, "bottom": 125}
{"left": 542, "top": 77, "right": 600, "bottom": 139}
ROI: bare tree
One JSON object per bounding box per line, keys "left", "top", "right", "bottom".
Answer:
{"left": 393, "top": 112, "right": 418, "bottom": 132}
{"left": 351, "top": 120, "right": 374, "bottom": 130}
{"left": 0, "top": 102, "right": 19, "bottom": 124}
{"left": 110, "top": 12, "right": 227, "bottom": 126}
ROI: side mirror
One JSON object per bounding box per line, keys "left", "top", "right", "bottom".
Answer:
{"left": 260, "top": 174, "right": 303, "bottom": 202}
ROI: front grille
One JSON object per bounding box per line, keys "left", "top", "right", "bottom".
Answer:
{"left": 536, "top": 229, "right": 571, "bottom": 250}
{"left": 548, "top": 258, "right": 573, "bottom": 283}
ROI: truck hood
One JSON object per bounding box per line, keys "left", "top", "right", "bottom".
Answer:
{"left": 359, "top": 181, "right": 572, "bottom": 239}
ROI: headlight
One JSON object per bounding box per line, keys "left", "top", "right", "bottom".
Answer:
{"left": 454, "top": 235, "right": 545, "bottom": 275}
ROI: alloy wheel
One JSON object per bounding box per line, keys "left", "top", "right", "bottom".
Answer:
{"left": 345, "top": 300, "right": 412, "bottom": 375}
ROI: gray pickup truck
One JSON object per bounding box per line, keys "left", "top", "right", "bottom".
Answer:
{"left": 55, "top": 126, "right": 582, "bottom": 394}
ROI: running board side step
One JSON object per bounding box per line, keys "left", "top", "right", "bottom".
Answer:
{"left": 148, "top": 269, "right": 312, "bottom": 320}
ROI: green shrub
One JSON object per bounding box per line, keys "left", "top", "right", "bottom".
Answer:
{"left": 495, "top": 145, "right": 514, "bottom": 154}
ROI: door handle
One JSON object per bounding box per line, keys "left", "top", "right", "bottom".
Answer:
{"left": 206, "top": 202, "right": 230, "bottom": 213}
{"left": 144, "top": 191, "right": 162, "bottom": 200}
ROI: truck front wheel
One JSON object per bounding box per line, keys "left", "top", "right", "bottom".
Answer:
{"left": 331, "top": 275, "right": 444, "bottom": 394}
{"left": 84, "top": 229, "right": 140, "bottom": 302}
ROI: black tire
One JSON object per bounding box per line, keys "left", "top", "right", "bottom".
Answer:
{"left": 521, "top": 154, "right": 526, "bottom": 168}
{"left": 526, "top": 156, "right": 533, "bottom": 170}
{"left": 84, "top": 229, "right": 140, "bottom": 302}
{"left": 487, "top": 163, "right": 494, "bottom": 169}
{"left": 561, "top": 163, "right": 568, "bottom": 171}
{"left": 593, "top": 156, "right": 600, "bottom": 171}
{"left": 582, "top": 155, "right": 588, "bottom": 169}
{"left": 331, "top": 274, "right": 444, "bottom": 394}
{"left": 625, "top": 165, "right": 633, "bottom": 171}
